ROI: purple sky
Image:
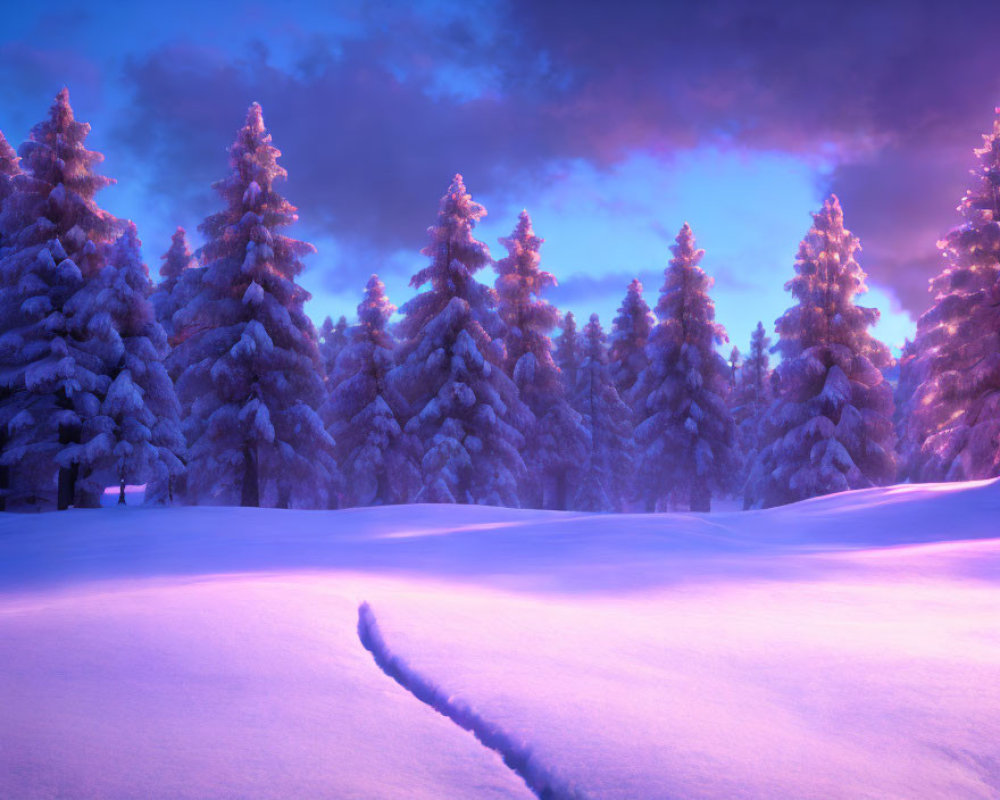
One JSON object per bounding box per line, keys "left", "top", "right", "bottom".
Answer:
{"left": 3, "top": 0, "right": 999, "bottom": 353}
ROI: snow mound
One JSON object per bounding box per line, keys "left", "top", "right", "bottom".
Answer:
{"left": 1, "top": 478, "right": 999, "bottom": 798}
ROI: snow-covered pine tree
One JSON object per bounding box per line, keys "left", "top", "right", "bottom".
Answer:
{"left": 554, "top": 311, "right": 582, "bottom": 394}
{"left": 495, "top": 210, "right": 587, "bottom": 509}
{"left": 902, "top": 113, "right": 1000, "bottom": 482}
{"left": 732, "top": 322, "right": 773, "bottom": 459}
{"left": 319, "top": 315, "right": 349, "bottom": 381}
{"left": 609, "top": 278, "right": 653, "bottom": 402}
{"left": 174, "top": 103, "right": 335, "bottom": 508}
{"left": 893, "top": 338, "right": 922, "bottom": 481}
{"left": 324, "top": 276, "right": 414, "bottom": 506}
{"left": 389, "top": 174, "right": 529, "bottom": 506}
{"left": 0, "top": 89, "right": 120, "bottom": 509}
{"left": 728, "top": 322, "right": 773, "bottom": 492}
{"left": 71, "top": 223, "right": 185, "bottom": 504}
{"left": 572, "top": 314, "right": 632, "bottom": 511}
{"left": 631, "top": 223, "right": 737, "bottom": 511}
{"left": 151, "top": 226, "right": 196, "bottom": 345}
{"left": 0, "top": 131, "right": 19, "bottom": 218}
{"left": 0, "top": 131, "right": 22, "bottom": 507}
{"left": 745, "top": 196, "right": 896, "bottom": 508}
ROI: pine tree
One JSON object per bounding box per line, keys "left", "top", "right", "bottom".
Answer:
{"left": 730, "top": 322, "right": 773, "bottom": 492}
{"left": 0, "top": 131, "right": 22, "bottom": 507}
{"left": 609, "top": 278, "right": 653, "bottom": 402}
{"left": 319, "top": 314, "right": 349, "bottom": 380}
{"left": 745, "top": 196, "right": 896, "bottom": 508}
{"left": 325, "top": 275, "right": 415, "bottom": 506}
{"left": 151, "top": 226, "right": 197, "bottom": 345}
{"left": 903, "top": 113, "right": 1000, "bottom": 482}
{"left": 72, "top": 224, "right": 185, "bottom": 504}
{"left": 174, "top": 103, "right": 336, "bottom": 508}
{"left": 495, "top": 210, "right": 587, "bottom": 509}
{"left": 572, "top": 314, "right": 632, "bottom": 511}
{"left": 554, "top": 311, "right": 582, "bottom": 393}
{"left": 632, "top": 223, "right": 737, "bottom": 511}
{"left": 894, "top": 338, "right": 922, "bottom": 481}
{"left": 0, "top": 131, "right": 19, "bottom": 217}
{"left": 0, "top": 89, "right": 120, "bottom": 509}
{"left": 389, "top": 174, "right": 529, "bottom": 506}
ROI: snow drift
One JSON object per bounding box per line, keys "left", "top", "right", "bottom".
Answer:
{"left": 1, "top": 478, "right": 999, "bottom": 798}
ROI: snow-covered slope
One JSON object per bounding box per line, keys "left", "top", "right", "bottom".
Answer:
{"left": 2, "top": 480, "right": 999, "bottom": 799}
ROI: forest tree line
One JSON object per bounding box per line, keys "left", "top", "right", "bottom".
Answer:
{"left": 0, "top": 90, "right": 997, "bottom": 512}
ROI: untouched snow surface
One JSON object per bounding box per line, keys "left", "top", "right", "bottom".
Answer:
{"left": 1, "top": 479, "right": 1000, "bottom": 799}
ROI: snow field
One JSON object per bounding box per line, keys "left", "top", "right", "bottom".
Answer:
{"left": 0, "top": 478, "right": 999, "bottom": 798}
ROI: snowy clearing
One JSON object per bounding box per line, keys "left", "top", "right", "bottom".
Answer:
{"left": 1, "top": 479, "right": 999, "bottom": 799}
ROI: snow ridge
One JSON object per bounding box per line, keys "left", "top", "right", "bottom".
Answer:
{"left": 357, "top": 602, "right": 589, "bottom": 800}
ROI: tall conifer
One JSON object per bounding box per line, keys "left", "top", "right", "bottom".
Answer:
{"left": 174, "top": 103, "right": 335, "bottom": 507}
{"left": 745, "top": 196, "right": 895, "bottom": 508}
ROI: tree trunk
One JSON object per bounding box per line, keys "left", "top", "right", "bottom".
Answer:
{"left": 56, "top": 392, "right": 79, "bottom": 511}
{"left": 57, "top": 462, "right": 78, "bottom": 511}
{"left": 456, "top": 466, "right": 470, "bottom": 504}
{"left": 553, "top": 469, "right": 568, "bottom": 511}
{"left": 375, "top": 469, "right": 387, "bottom": 507}
{"left": 690, "top": 479, "right": 711, "bottom": 512}
{"left": 276, "top": 483, "right": 290, "bottom": 509}
{"left": 118, "top": 476, "right": 126, "bottom": 505}
{"left": 240, "top": 443, "right": 259, "bottom": 507}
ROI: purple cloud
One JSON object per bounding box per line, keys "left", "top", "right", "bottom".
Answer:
{"left": 31, "top": 0, "right": 999, "bottom": 316}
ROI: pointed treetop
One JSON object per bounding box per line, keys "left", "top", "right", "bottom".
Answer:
{"left": 435, "top": 172, "right": 486, "bottom": 225}
{"left": 584, "top": 313, "right": 604, "bottom": 342}
{"left": 227, "top": 101, "right": 287, "bottom": 194}
{"left": 246, "top": 102, "right": 265, "bottom": 133}
{"left": 815, "top": 193, "right": 846, "bottom": 229}
{"left": 670, "top": 222, "right": 705, "bottom": 268}
{"left": 50, "top": 87, "right": 74, "bottom": 127}
{"left": 0, "top": 130, "right": 20, "bottom": 177}
{"left": 160, "top": 226, "right": 194, "bottom": 282}
{"left": 495, "top": 208, "right": 552, "bottom": 294}
{"left": 408, "top": 174, "right": 491, "bottom": 295}
{"left": 358, "top": 274, "right": 395, "bottom": 336}
{"left": 19, "top": 87, "right": 114, "bottom": 201}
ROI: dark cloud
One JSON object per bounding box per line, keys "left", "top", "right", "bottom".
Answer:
{"left": 0, "top": 42, "right": 104, "bottom": 133}
{"left": 113, "top": 38, "right": 563, "bottom": 271}
{"left": 61, "top": 0, "right": 1000, "bottom": 315}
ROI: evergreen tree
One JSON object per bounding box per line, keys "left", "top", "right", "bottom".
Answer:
{"left": 0, "top": 131, "right": 22, "bottom": 506}
{"left": 554, "top": 311, "right": 582, "bottom": 393}
{"left": 572, "top": 314, "right": 632, "bottom": 511}
{"left": 319, "top": 314, "right": 349, "bottom": 380}
{"left": 894, "top": 338, "right": 922, "bottom": 481}
{"left": 174, "top": 103, "right": 335, "bottom": 508}
{"left": 325, "top": 275, "right": 415, "bottom": 506}
{"left": 71, "top": 224, "right": 185, "bottom": 504}
{"left": 632, "top": 223, "right": 737, "bottom": 511}
{"left": 151, "top": 226, "right": 196, "bottom": 345}
{"left": 495, "top": 210, "right": 587, "bottom": 509}
{"left": 0, "top": 131, "right": 19, "bottom": 217}
{"left": 903, "top": 113, "right": 1000, "bottom": 482}
{"left": 745, "top": 196, "right": 896, "bottom": 508}
{"left": 730, "top": 322, "right": 773, "bottom": 492}
{"left": 0, "top": 89, "right": 120, "bottom": 509}
{"left": 389, "top": 174, "right": 528, "bottom": 506}
{"left": 609, "top": 278, "right": 653, "bottom": 402}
